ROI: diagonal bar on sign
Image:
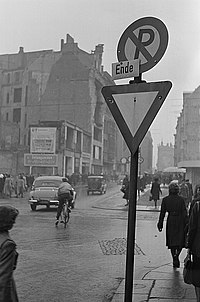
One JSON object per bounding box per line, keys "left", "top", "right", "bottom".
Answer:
{"left": 125, "top": 31, "right": 153, "bottom": 61}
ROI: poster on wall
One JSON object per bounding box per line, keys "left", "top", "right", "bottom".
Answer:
{"left": 30, "top": 127, "right": 56, "bottom": 153}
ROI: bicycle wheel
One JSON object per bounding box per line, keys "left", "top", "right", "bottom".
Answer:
{"left": 63, "top": 203, "right": 70, "bottom": 228}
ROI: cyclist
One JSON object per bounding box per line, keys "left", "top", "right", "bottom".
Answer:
{"left": 55, "top": 177, "right": 73, "bottom": 225}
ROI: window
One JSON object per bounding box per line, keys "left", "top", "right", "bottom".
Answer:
{"left": 66, "top": 127, "right": 74, "bottom": 149}
{"left": 93, "top": 145, "right": 101, "bottom": 160}
{"left": 24, "top": 135, "right": 26, "bottom": 145}
{"left": 6, "top": 113, "right": 9, "bottom": 121}
{"left": 94, "top": 126, "right": 102, "bottom": 142}
{"left": 75, "top": 131, "right": 81, "bottom": 152}
{"left": 24, "top": 113, "right": 27, "bottom": 128}
{"left": 25, "top": 85, "right": 28, "bottom": 106}
{"left": 6, "top": 93, "right": 9, "bottom": 104}
{"left": 13, "top": 108, "right": 21, "bottom": 123}
{"left": 14, "top": 88, "right": 22, "bottom": 103}
{"left": 14, "top": 72, "right": 20, "bottom": 83}
{"left": 83, "top": 133, "right": 91, "bottom": 153}
{"left": 6, "top": 73, "right": 10, "bottom": 84}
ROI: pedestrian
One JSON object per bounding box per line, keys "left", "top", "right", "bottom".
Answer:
{"left": 187, "top": 201, "right": 200, "bottom": 301}
{"left": 179, "top": 179, "right": 189, "bottom": 209}
{"left": 157, "top": 182, "right": 188, "bottom": 268}
{"left": 3, "top": 174, "right": 13, "bottom": 198}
{"left": 0, "top": 205, "right": 19, "bottom": 301}
{"left": 189, "top": 185, "right": 200, "bottom": 217}
{"left": 150, "top": 177, "right": 162, "bottom": 209}
{"left": 16, "top": 175, "right": 25, "bottom": 198}
{"left": 185, "top": 179, "right": 193, "bottom": 206}
{"left": 0, "top": 174, "right": 5, "bottom": 198}
{"left": 121, "top": 175, "right": 129, "bottom": 206}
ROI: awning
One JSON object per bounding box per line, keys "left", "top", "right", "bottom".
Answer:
{"left": 163, "top": 166, "right": 186, "bottom": 173}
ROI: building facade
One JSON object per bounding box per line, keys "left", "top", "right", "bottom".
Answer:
{"left": 157, "top": 142, "right": 174, "bottom": 172}
{"left": 0, "top": 34, "right": 153, "bottom": 178}
{"left": 0, "top": 34, "right": 120, "bottom": 176}
{"left": 174, "top": 87, "right": 200, "bottom": 187}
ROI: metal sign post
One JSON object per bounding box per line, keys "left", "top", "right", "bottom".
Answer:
{"left": 124, "top": 149, "right": 139, "bottom": 302}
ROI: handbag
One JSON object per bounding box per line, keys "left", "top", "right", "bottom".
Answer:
{"left": 149, "top": 195, "right": 153, "bottom": 201}
{"left": 183, "top": 253, "right": 193, "bottom": 284}
{"left": 120, "top": 186, "right": 125, "bottom": 193}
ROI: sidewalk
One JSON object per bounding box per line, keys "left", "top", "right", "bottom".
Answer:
{"left": 112, "top": 263, "right": 196, "bottom": 301}
{"left": 108, "top": 185, "right": 196, "bottom": 301}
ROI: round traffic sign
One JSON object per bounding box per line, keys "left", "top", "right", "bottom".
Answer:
{"left": 138, "top": 156, "right": 144, "bottom": 164}
{"left": 117, "top": 17, "right": 169, "bottom": 73}
{"left": 120, "top": 157, "right": 127, "bottom": 164}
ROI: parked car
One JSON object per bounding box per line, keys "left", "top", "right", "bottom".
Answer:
{"left": 28, "top": 175, "right": 76, "bottom": 211}
{"left": 87, "top": 175, "right": 107, "bottom": 195}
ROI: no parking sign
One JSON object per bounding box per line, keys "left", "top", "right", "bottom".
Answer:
{"left": 117, "top": 17, "right": 169, "bottom": 74}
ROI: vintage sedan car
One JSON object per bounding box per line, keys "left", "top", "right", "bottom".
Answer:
{"left": 28, "top": 175, "right": 76, "bottom": 211}
{"left": 87, "top": 175, "right": 107, "bottom": 195}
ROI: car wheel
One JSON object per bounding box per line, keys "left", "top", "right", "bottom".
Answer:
{"left": 46, "top": 205, "right": 50, "bottom": 210}
{"left": 31, "top": 204, "right": 37, "bottom": 211}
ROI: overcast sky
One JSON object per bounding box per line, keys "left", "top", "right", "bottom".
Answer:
{"left": 1, "top": 0, "right": 200, "bottom": 166}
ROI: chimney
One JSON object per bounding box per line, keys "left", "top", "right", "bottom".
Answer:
{"left": 66, "top": 34, "right": 74, "bottom": 44}
{"left": 94, "top": 44, "right": 104, "bottom": 71}
{"left": 18, "top": 46, "right": 25, "bottom": 68}
{"left": 60, "top": 39, "right": 64, "bottom": 51}
{"left": 19, "top": 47, "right": 24, "bottom": 53}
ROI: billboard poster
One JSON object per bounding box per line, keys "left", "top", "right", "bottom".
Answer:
{"left": 24, "top": 154, "right": 58, "bottom": 166}
{"left": 30, "top": 127, "right": 56, "bottom": 153}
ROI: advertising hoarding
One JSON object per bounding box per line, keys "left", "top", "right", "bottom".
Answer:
{"left": 24, "top": 154, "right": 58, "bottom": 167}
{"left": 30, "top": 127, "right": 56, "bottom": 153}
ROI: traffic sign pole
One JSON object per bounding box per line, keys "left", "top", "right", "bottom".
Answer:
{"left": 102, "top": 16, "right": 171, "bottom": 302}
{"left": 124, "top": 149, "right": 139, "bottom": 302}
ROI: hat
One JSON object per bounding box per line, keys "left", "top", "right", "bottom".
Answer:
{"left": 0, "top": 206, "right": 19, "bottom": 232}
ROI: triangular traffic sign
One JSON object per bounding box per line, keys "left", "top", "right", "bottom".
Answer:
{"left": 101, "top": 81, "right": 172, "bottom": 154}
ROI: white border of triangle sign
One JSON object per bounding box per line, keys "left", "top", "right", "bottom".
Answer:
{"left": 101, "top": 81, "right": 172, "bottom": 155}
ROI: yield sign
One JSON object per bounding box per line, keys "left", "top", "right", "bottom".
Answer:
{"left": 101, "top": 81, "right": 172, "bottom": 154}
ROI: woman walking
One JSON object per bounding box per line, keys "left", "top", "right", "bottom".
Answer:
{"left": 150, "top": 177, "right": 162, "bottom": 209}
{"left": 187, "top": 201, "right": 200, "bottom": 301}
{"left": 157, "top": 182, "right": 188, "bottom": 268}
{"left": 0, "top": 205, "right": 19, "bottom": 301}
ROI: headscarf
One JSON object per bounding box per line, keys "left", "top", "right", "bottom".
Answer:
{"left": 0, "top": 206, "right": 19, "bottom": 232}
{"left": 169, "top": 182, "right": 179, "bottom": 195}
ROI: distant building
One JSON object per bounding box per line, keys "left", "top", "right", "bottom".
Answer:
{"left": 174, "top": 87, "right": 200, "bottom": 187}
{"left": 157, "top": 142, "right": 174, "bottom": 172}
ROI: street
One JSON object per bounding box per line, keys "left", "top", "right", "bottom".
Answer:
{"left": 1, "top": 184, "right": 190, "bottom": 302}
{"left": 2, "top": 184, "right": 129, "bottom": 302}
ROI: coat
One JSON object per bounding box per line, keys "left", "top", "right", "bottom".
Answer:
{"left": 0, "top": 232, "right": 18, "bottom": 302}
{"left": 157, "top": 194, "right": 188, "bottom": 248}
{"left": 150, "top": 181, "right": 162, "bottom": 201}
{"left": 188, "top": 201, "right": 200, "bottom": 257}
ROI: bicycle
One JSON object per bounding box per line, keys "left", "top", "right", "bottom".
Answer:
{"left": 56, "top": 199, "right": 71, "bottom": 228}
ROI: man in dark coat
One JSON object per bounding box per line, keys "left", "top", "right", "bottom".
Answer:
{"left": 157, "top": 182, "right": 188, "bottom": 268}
